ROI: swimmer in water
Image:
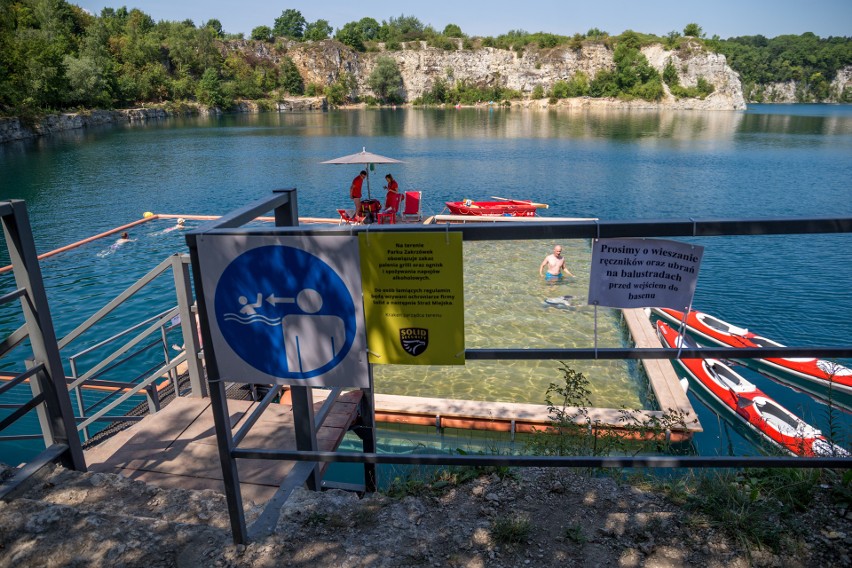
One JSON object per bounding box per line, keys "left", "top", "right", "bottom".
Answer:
{"left": 162, "top": 218, "right": 186, "bottom": 233}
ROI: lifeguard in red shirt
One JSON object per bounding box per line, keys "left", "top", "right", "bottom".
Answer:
{"left": 350, "top": 170, "right": 367, "bottom": 215}
{"left": 383, "top": 173, "right": 401, "bottom": 213}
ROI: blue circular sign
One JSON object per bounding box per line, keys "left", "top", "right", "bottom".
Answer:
{"left": 214, "top": 245, "right": 356, "bottom": 378}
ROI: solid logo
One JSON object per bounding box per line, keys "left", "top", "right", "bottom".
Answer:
{"left": 399, "top": 327, "right": 428, "bottom": 356}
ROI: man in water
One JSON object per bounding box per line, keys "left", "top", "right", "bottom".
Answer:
{"left": 540, "top": 245, "right": 574, "bottom": 282}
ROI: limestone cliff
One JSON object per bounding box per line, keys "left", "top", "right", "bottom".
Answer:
{"left": 749, "top": 66, "right": 852, "bottom": 103}
{"left": 273, "top": 39, "right": 746, "bottom": 110}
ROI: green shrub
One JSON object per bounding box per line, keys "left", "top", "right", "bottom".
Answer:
{"left": 491, "top": 516, "right": 531, "bottom": 545}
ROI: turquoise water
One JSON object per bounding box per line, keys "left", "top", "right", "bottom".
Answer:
{"left": 1, "top": 104, "right": 851, "bottom": 463}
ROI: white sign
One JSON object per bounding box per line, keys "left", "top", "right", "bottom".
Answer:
{"left": 587, "top": 238, "right": 703, "bottom": 309}
{"left": 196, "top": 235, "right": 368, "bottom": 387}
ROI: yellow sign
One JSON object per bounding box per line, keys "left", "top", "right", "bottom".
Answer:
{"left": 359, "top": 232, "right": 465, "bottom": 365}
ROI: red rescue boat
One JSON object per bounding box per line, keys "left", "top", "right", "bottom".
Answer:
{"left": 651, "top": 307, "right": 852, "bottom": 412}
{"left": 444, "top": 199, "right": 539, "bottom": 217}
{"left": 656, "top": 321, "right": 848, "bottom": 457}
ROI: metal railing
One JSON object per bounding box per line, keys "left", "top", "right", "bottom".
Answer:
{"left": 56, "top": 253, "right": 205, "bottom": 437}
{"left": 188, "top": 190, "right": 852, "bottom": 543}
{"left": 0, "top": 205, "right": 206, "bottom": 496}
{"left": 0, "top": 200, "right": 85, "bottom": 498}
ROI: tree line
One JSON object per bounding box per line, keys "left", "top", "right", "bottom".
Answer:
{"left": 1, "top": 1, "right": 849, "bottom": 117}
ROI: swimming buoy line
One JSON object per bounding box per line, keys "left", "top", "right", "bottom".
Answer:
{"left": 0, "top": 216, "right": 156, "bottom": 274}
{"left": 0, "top": 213, "right": 334, "bottom": 274}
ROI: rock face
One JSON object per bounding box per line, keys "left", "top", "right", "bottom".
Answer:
{"left": 280, "top": 39, "right": 746, "bottom": 110}
{"left": 0, "top": 41, "right": 748, "bottom": 144}
{"left": 0, "top": 99, "right": 325, "bottom": 144}
{"left": 744, "top": 65, "right": 851, "bottom": 103}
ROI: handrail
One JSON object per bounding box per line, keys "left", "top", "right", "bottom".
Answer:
{"left": 0, "top": 199, "right": 85, "bottom": 472}
{"left": 0, "top": 287, "right": 25, "bottom": 306}
{"left": 463, "top": 346, "right": 852, "bottom": 360}
{"left": 234, "top": 449, "right": 852, "bottom": 469}
{"left": 58, "top": 254, "right": 181, "bottom": 349}
{"left": 0, "top": 363, "right": 44, "bottom": 397}
{"left": 67, "top": 307, "right": 179, "bottom": 390}
{"left": 0, "top": 391, "right": 45, "bottom": 433}
{"left": 0, "top": 324, "right": 30, "bottom": 359}
{"left": 76, "top": 353, "right": 187, "bottom": 431}
{"left": 68, "top": 307, "right": 177, "bottom": 362}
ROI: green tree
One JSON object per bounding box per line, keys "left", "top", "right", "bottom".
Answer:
{"left": 443, "top": 23, "right": 463, "bottom": 38}
{"left": 251, "top": 25, "right": 273, "bottom": 42}
{"left": 304, "top": 19, "right": 332, "bottom": 41}
{"left": 384, "top": 14, "right": 425, "bottom": 41}
{"left": 335, "top": 21, "right": 365, "bottom": 51}
{"left": 222, "top": 53, "right": 261, "bottom": 98}
{"left": 279, "top": 56, "right": 304, "bottom": 95}
{"left": 273, "top": 9, "right": 306, "bottom": 39}
{"left": 683, "top": 23, "right": 703, "bottom": 38}
{"left": 64, "top": 54, "right": 112, "bottom": 107}
{"left": 324, "top": 72, "right": 354, "bottom": 105}
{"left": 358, "top": 17, "right": 381, "bottom": 40}
{"left": 367, "top": 56, "right": 402, "bottom": 101}
{"left": 586, "top": 28, "right": 608, "bottom": 41}
{"left": 204, "top": 19, "right": 223, "bottom": 37}
{"left": 196, "top": 67, "right": 226, "bottom": 107}
{"left": 664, "top": 30, "right": 681, "bottom": 49}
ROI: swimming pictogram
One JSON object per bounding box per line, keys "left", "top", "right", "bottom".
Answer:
{"left": 213, "top": 245, "right": 357, "bottom": 379}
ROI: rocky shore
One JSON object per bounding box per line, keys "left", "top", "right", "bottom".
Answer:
{"left": 0, "top": 97, "right": 326, "bottom": 145}
{"left": 1, "top": 461, "right": 849, "bottom": 568}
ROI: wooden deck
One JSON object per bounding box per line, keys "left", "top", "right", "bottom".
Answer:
{"left": 84, "top": 390, "right": 363, "bottom": 504}
{"left": 622, "top": 308, "right": 700, "bottom": 431}
{"left": 81, "top": 309, "right": 699, "bottom": 503}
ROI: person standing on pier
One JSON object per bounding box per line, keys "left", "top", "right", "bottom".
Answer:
{"left": 350, "top": 170, "right": 367, "bottom": 215}
{"left": 383, "top": 173, "right": 401, "bottom": 213}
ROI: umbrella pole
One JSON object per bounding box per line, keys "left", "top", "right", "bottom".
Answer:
{"left": 366, "top": 168, "right": 371, "bottom": 200}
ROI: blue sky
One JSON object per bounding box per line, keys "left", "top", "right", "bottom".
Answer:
{"left": 73, "top": 0, "right": 851, "bottom": 39}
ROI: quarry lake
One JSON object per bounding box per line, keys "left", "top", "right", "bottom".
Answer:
{"left": 0, "top": 103, "right": 850, "bottom": 462}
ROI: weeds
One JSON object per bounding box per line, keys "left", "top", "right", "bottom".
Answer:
{"left": 524, "top": 362, "right": 696, "bottom": 459}
{"left": 564, "top": 522, "right": 587, "bottom": 544}
{"left": 490, "top": 515, "right": 531, "bottom": 545}
{"left": 654, "top": 468, "right": 831, "bottom": 552}
{"left": 303, "top": 511, "right": 328, "bottom": 526}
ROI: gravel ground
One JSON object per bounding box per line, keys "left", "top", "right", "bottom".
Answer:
{"left": 0, "top": 463, "right": 849, "bottom": 568}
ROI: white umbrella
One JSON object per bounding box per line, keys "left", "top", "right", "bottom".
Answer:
{"left": 321, "top": 147, "right": 403, "bottom": 199}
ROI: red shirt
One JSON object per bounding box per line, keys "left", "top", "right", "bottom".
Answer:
{"left": 384, "top": 179, "right": 400, "bottom": 210}
{"left": 350, "top": 175, "right": 364, "bottom": 198}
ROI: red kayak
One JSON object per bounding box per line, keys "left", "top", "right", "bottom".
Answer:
{"left": 445, "top": 199, "right": 538, "bottom": 217}
{"left": 651, "top": 307, "right": 852, "bottom": 412}
{"left": 656, "top": 321, "right": 848, "bottom": 457}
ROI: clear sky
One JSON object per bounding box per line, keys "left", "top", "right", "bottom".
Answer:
{"left": 73, "top": 0, "right": 851, "bottom": 40}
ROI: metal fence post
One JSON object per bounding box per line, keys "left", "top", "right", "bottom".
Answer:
{"left": 171, "top": 254, "right": 206, "bottom": 397}
{"left": 272, "top": 189, "right": 321, "bottom": 489}
{"left": 1, "top": 200, "right": 85, "bottom": 471}
{"left": 185, "top": 236, "right": 246, "bottom": 543}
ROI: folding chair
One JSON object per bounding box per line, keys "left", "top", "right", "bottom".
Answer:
{"left": 401, "top": 191, "right": 422, "bottom": 221}
{"left": 337, "top": 209, "right": 364, "bottom": 225}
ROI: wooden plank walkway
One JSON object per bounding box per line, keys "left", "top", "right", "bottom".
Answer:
{"left": 82, "top": 309, "right": 699, "bottom": 504}
{"left": 622, "top": 308, "right": 701, "bottom": 434}
{"left": 84, "top": 390, "right": 363, "bottom": 504}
